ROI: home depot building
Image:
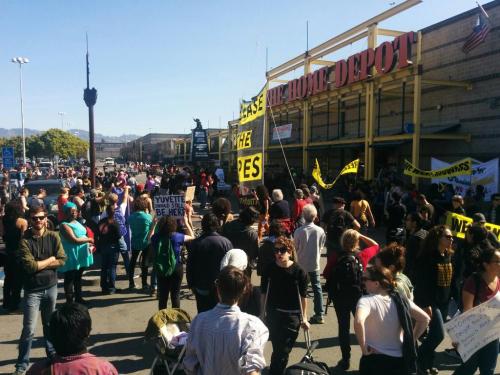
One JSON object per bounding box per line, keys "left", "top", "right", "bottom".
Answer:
{"left": 258, "top": 0, "right": 500, "bottom": 185}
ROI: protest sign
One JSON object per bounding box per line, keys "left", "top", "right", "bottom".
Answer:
{"left": 445, "top": 211, "right": 500, "bottom": 240}
{"left": 444, "top": 292, "right": 500, "bottom": 362}
{"left": 432, "top": 157, "right": 499, "bottom": 201}
{"left": 153, "top": 194, "right": 185, "bottom": 218}
{"left": 185, "top": 186, "right": 196, "bottom": 202}
{"left": 404, "top": 158, "right": 472, "bottom": 178}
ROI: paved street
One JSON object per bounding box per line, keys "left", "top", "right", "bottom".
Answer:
{"left": 0, "top": 223, "right": 477, "bottom": 374}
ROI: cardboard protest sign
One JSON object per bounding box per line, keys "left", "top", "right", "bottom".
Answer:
{"left": 185, "top": 186, "right": 196, "bottom": 202}
{"left": 444, "top": 292, "right": 500, "bottom": 362}
{"left": 153, "top": 194, "right": 185, "bottom": 218}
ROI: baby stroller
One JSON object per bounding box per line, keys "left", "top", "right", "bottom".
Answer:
{"left": 145, "top": 308, "right": 192, "bottom": 375}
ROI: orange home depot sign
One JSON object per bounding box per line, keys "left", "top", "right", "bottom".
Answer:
{"left": 267, "top": 32, "right": 417, "bottom": 107}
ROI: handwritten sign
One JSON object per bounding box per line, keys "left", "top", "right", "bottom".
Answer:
{"left": 444, "top": 292, "right": 500, "bottom": 362}
{"left": 153, "top": 195, "right": 185, "bottom": 218}
{"left": 185, "top": 186, "right": 196, "bottom": 203}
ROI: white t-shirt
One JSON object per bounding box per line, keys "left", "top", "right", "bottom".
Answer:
{"left": 356, "top": 294, "right": 403, "bottom": 357}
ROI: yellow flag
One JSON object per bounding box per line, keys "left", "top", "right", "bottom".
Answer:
{"left": 404, "top": 158, "right": 472, "bottom": 178}
{"left": 312, "top": 158, "right": 359, "bottom": 190}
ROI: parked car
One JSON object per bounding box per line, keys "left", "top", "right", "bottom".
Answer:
{"left": 24, "top": 179, "right": 65, "bottom": 218}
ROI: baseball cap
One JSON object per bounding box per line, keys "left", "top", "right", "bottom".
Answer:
{"left": 472, "top": 213, "right": 486, "bottom": 223}
{"left": 332, "top": 197, "right": 346, "bottom": 205}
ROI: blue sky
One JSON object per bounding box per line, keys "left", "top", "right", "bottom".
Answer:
{"left": 0, "top": 0, "right": 483, "bottom": 137}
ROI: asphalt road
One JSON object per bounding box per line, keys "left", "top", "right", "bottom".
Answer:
{"left": 0, "top": 176, "right": 496, "bottom": 374}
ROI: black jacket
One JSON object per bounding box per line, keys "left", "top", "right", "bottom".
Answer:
{"left": 186, "top": 232, "right": 232, "bottom": 290}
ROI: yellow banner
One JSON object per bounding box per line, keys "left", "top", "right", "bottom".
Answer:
{"left": 312, "top": 158, "right": 359, "bottom": 190}
{"left": 445, "top": 211, "right": 500, "bottom": 240}
{"left": 404, "top": 158, "right": 472, "bottom": 178}
{"left": 236, "top": 130, "right": 252, "bottom": 150}
{"left": 240, "top": 85, "right": 267, "bottom": 125}
{"left": 237, "top": 153, "right": 263, "bottom": 182}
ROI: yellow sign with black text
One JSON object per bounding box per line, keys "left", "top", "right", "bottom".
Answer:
{"left": 236, "top": 130, "right": 252, "bottom": 150}
{"left": 404, "top": 158, "right": 472, "bottom": 178}
{"left": 237, "top": 153, "right": 262, "bottom": 182}
{"left": 445, "top": 211, "right": 500, "bottom": 240}
{"left": 240, "top": 86, "right": 267, "bottom": 125}
{"left": 312, "top": 158, "right": 359, "bottom": 189}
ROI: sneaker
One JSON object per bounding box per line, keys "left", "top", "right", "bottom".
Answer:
{"left": 337, "top": 358, "right": 350, "bottom": 370}
{"left": 150, "top": 286, "right": 157, "bottom": 296}
{"left": 429, "top": 368, "right": 439, "bottom": 375}
{"left": 444, "top": 348, "right": 461, "bottom": 361}
{"left": 12, "top": 369, "right": 26, "bottom": 375}
{"left": 309, "top": 315, "right": 325, "bottom": 324}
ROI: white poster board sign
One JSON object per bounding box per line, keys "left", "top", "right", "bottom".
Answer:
{"left": 272, "top": 123, "right": 292, "bottom": 140}
{"left": 185, "top": 186, "right": 196, "bottom": 202}
{"left": 444, "top": 292, "right": 500, "bottom": 362}
{"left": 431, "top": 158, "right": 499, "bottom": 201}
{"left": 153, "top": 195, "right": 185, "bottom": 218}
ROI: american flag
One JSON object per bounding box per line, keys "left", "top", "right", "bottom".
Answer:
{"left": 462, "top": 4, "right": 491, "bottom": 53}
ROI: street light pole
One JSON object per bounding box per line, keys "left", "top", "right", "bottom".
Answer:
{"left": 58, "top": 111, "right": 66, "bottom": 131}
{"left": 11, "top": 57, "right": 29, "bottom": 165}
{"left": 83, "top": 34, "right": 97, "bottom": 187}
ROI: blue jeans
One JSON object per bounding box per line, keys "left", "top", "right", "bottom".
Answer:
{"left": 118, "top": 237, "right": 130, "bottom": 277}
{"left": 418, "top": 306, "right": 445, "bottom": 370}
{"left": 16, "top": 284, "right": 57, "bottom": 372}
{"left": 454, "top": 339, "right": 499, "bottom": 375}
{"left": 308, "top": 271, "right": 324, "bottom": 317}
{"left": 100, "top": 243, "right": 120, "bottom": 291}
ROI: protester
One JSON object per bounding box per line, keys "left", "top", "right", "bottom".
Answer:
{"left": 14, "top": 207, "right": 66, "bottom": 375}
{"left": 375, "top": 243, "right": 414, "bottom": 300}
{"left": 56, "top": 187, "right": 70, "bottom": 223}
{"left": 404, "top": 212, "right": 428, "bottom": 284}
{"left": 472, "top": 213, "right": 500, "bottom": 248}
{"left": 187, "top": 213, "right": 233, "bottom": 313}
{"left": 127, "top": 198, "right": 154, "bottom": 290}
{"left": 26, "top": 303, "right": 118, "bottom": 375}
{"left": 451, "top": 195, "right": 466, "bottom": 215}
{"left": 294, "top": 204, "right": 326, "bottom": 324}
{"left": 350, "top": 190, "right": 375, "bottom": 230}
{"left": 260, "top": 236, "right": 309, "bottom": 374}
{"left": 152, "top": 215, "right": 195, "bottom": 310}
{"left": 184, "top": 266, "right": 268, "bottom": 375}
{"left": 414, "top": 225, "right": 454, "bottom": 375}
{"left": 255, "top": 185, "right": 271, "bottom": 240}
{"left": 58, "top": 202, "right": 94, "bottom": 304}
{"left": 322, "top": 196, "right": 360, "bottom": 256}
{"left": 291, "top": 188, "right": 307, "bottom": 228}
{"left": 257, "top": 220, "right": 285, "bottom": 277}
{"left": 269, "top": 188, "right": 290, "bottom": 221}
{"left": 453, "top": 247, "right": 499, "bottom": 375}
{"left": 386, "top": 191, "right": 407, "bottom": 244}
{"left": 2, "top": 200, "right": 28, "bottom": 313}
{"left": 486, "top": 193, "right": 500, "bottom": 224}
{"left": 211, "top": 197, "right": 234, "bottom": 227}
{"left": 354, "top": 266, "right": 430, "bottom": 375}
{"left": 221, "top": 206, "right": 259, "bottom": 276}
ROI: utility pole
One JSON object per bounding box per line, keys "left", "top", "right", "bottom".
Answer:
{"left": 83, "top": 34, "right": 97, "bottom": 187}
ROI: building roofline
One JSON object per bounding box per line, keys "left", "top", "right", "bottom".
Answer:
{"left": 421, "top": 0, "right": 500, "bottom": 34}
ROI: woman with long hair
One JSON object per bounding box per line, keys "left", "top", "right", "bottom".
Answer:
{"left": 58, "top": 202, "right": 94, "bottom": 303}
{"left": 375, "top": 243, "right": 414, "bottom": 300}
{"left": 98, "top": 204, "right": 122, "bottom": 294}
{"left": 211, "top": 197, "right": 234, "bottom": 228}
{"left": 152, "top": 215, "right": 194, "bottom": 310}
{"left": 453, "top": 246, "right": 499, "bottom": 375}
{"left": 260, "top": 236, "right": 309, "bottom": 374}
{"left": 2, "top": 200, "right": 28, "bottom": 312}
{"left": 414, "top": 225, "right": 454, "bottom": 374}
{"left": 354, "top": 266, "right": 429, "bottom": 375}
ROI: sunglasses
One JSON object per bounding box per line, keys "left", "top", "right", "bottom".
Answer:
{"left": 31, "top": 215, "right": 46, "bottom": 221}
{"left": 443, "top": 235, "right": 453, "bottom": 240}
{"left": 274, "top": 247, "right": 288, "bottom": 254}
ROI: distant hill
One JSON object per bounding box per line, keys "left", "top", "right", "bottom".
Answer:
{"left": 0, "top": 128, "right": 140, "bottom": 143}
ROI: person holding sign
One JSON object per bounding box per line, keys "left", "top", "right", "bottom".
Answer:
{"left": 152, "top": 216, "right": 195, "bottom": 310}
{"left": 453, "top": 246, "right": 499, "bottom": 375}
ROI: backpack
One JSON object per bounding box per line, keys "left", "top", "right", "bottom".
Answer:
{"left": 285, "top": 359, "right": 330, "bottom": 375}
{"left": 154, "top": 236, "right": 177, "bottom": 277}
{"left": 326, "top": 253, "right": 364, "bottom": 300}
{"left": 327, "top": 211, "right": 347, "bottom": 240}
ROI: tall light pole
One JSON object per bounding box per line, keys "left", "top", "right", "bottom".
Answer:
{"left": 11, "top": 57, "right": 29, "bottom": 165}
{"left": 83, "top": 34, "right": 97, "bottom": 187}
{"left": 58, "top": 111, "right": 66, "bottom": 130}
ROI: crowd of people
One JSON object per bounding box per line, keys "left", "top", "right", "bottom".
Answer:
{"left": 0, "top": 163, "right": 499, "bottom": 375}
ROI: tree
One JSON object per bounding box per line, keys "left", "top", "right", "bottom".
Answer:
{"left": 37, "top": 129, "right": 88, "bottom": 159}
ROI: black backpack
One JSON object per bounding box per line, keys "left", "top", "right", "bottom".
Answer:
{"left": 326, "top": 253, "right": 364, "bottom": 300}
{"left": 327, "top": 211, "right": 346, "bottom": 240}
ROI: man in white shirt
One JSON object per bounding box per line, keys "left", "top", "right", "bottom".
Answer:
{"left": 294, "top": 204, "right": 326, "bottom": 324}
{"left": 183, "top": 266, "right": 269, "bottom": 375}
